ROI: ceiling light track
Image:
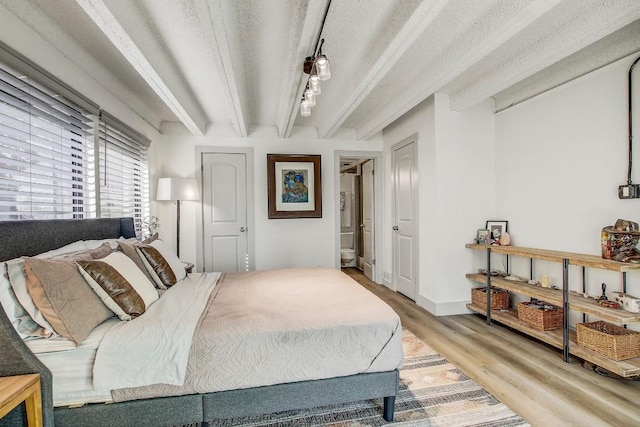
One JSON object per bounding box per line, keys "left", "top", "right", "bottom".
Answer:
{"left": 300, "top": 0, "right": 332, "bottom": 117}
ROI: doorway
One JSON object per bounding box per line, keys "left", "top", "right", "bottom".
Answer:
{"left": 391, "top": 137, "right": 418, "bottom": 300}
{"left": 338, "top": 155, "right": 377, "bottom": 282}
{"left": 196, "top": 147, "right": 254, "bottom": 272}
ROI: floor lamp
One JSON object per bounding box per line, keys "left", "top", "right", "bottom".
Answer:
{"left": 156, "top": 177, "right": 200, "bottom": 258}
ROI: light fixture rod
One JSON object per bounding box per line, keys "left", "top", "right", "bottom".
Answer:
{"left": 311, "top": 0, "right": 332, "bottom": 57}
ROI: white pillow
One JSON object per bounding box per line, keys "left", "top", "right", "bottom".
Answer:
{"left": 83, "top": 239, "right": 120, "bottom": 250}
{"left": 0, "top": 262, "right": 46, "bottom": 338}
{"left": 35, "top": 240, "right": 88, "bottom": 259}
{"left": 6, "top": 258, "right": 56, "bottom": 337}
{"left": 78, "top": 252, "right": 159, "bottom": 320}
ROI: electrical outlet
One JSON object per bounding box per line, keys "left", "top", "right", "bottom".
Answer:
{"left": 618, "top": 184, "right": 640, "bottom": 199}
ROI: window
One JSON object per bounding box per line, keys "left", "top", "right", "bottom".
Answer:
{"left": 0, "top": 65, "right": 96, "bottom": 220}
{"left": 97, "top": 112, "right": 150, "bottom": 235}
{"left": 0, "top": 42, "right": 150, "bottom": 227}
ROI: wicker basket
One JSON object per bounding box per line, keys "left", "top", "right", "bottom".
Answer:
{"left": 471, "top": 287, "right": 509, "bottom": 309}
{"left": 576, "top": 321, "right": 640, "bottom": 361}
{"left": 517, "top": 301, "right": 563, "bottom": 330}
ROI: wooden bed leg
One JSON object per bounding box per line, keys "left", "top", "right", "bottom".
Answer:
{"left": 383, "top": 395, "right": 395, "bottom": 421}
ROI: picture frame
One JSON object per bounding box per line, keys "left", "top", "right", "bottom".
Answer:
{"left": 477, "top": 229, "right": 490, "bottom": 244}
{"left": 267, "top": 154, "right": 322, "bottom": 219}
{"left": 485, "top": 220, "right": 509, "bottom": 241}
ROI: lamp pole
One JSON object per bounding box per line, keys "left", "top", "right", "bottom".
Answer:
{"left": 176, "top": 199, "right": 181, "bottom": 258}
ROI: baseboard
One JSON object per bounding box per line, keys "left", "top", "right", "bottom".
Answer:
{"left": 382, "top": 275, "right": 393, "bottom": 289}
{"left": 417, "top": 295, "right": 473, "bottom": 316}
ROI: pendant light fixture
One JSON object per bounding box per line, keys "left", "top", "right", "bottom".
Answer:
{"left": 304, "top": 86, "right": 316, "bottom": 107}
{"left": 299, "top": 0, "right": 332, "bottom": 117}
{"left": 300, "top": 99, "right": 311, "bottom": 116}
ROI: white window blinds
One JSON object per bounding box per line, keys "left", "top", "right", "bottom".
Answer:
{"left": 0, "top": 41, "right": 151, "bottom": 225}
{"left": 0, "top": 64, "right": 97, "bottom": 220}
{"left": 97, "top": 111, "right": 150, "bottom": 234}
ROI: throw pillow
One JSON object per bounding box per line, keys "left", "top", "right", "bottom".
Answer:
{"left": 78, "top": 252, "right": 159, "bottom": 320}
{"left": 24, "top": 258, "right": 113, "bottom": 344}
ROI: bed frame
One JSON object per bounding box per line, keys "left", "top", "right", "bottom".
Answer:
{"left": 0, "top": 217, "right": 398, "bottom": 427}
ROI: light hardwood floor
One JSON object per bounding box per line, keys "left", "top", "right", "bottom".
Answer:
{"left": 343, "top": 268, "right": 640, "bottom": 427}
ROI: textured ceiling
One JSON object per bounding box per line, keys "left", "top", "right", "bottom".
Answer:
{"left": 2, "top": 0, "right": 640, "bottom": 139}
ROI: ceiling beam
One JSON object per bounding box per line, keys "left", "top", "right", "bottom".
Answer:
{"left": 193, "top": 0, "right": 247, "bottom": 137}
{"left": 276, "top": 1, "right": 329, "bottom": 139}
{"left": 450, "top": 1, "right": 640, "bottom": 111}
{"left": 356, "top": 0, "right": 564, "bottom": 140}
{"left": 75, "top": 0, "right": 206, "bottom": 136}
{"left": 318, "top": 0, "right": 451, "bottom": 139}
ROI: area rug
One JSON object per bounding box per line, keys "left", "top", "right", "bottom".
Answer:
{"left": 213, "top": 329, "right": 530, "bottom": 426}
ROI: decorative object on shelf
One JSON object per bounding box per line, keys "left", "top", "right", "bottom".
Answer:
{"left": 498, "top": 231, "right": 511, "bottom": 246}
{"left": 576, "top": 321, "right": 640, "bottom": 361}
{"left": 477, "top": 268, "right": 507, "bottom": 277}
{"left": 476, "top": 229, "right": 490, "bottom": 244}
{"left": 504, "top": 275, "right": 523, "bottom": 282}
{"left": 612, "top": 291, "right": 640, "bottom": 313}
{"left": 597, "top": 282, "right": 609, "bottom": 302}
{"left": 485, "top": 220, "right": 508, "bottom": 244}
{"left": 140, "top": 216, "right": 160, "bottom": 237}
{"left": 156, "top": 177, "right": 200, "bottom": 258}
{"left": 518, "top": 299, "right": 563, "bottom": 331}
{"left": 598, "top": 300, "right": 621, "bottom": 309}
{"left": 601, "top": 219, "right": 640, "bottom": 263}
{"left": 267, "top": 154, "right": 322, "bottom": 219}
{"left": 540, "top": 275, "right": 551, "bottom": 288}
{"left": 471, "top": 287, "right": 509, "bottom": 310}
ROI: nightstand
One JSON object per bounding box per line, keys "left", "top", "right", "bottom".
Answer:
{"left": 182, "top": 262, "right": 194, "bottom": 274}
{"left": 0, "top": 374, "right": 42, "bottom": 427}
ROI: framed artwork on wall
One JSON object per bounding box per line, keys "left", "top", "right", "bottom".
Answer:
{"left": 267, "top": 154, "right": 322, "bottom": 219}
{"left": 485, "top": 220, "right": 508, "bottom": 241}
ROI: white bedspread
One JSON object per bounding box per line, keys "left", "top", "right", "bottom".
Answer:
{"left": 111, "top": 268, "right": 404, "bottom": 402}
{"left": 92, "top": 272, "right": 221, "bottom": 390}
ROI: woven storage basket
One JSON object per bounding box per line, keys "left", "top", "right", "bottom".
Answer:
{"left": 471, "top": 287, "right": 509, "bottom": 309}
{"left": 517, "top": 301, "right": 563, "bottom": 330}
{"left": 576, "top": 321, "right": 640, "bottom": 361}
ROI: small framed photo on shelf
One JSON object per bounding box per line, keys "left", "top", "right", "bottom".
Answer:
{"left": 476, "top": 229, "right": 490, "bottom": 244}
{"left": 486, "top": 220, "right": 508, "bottom": 241}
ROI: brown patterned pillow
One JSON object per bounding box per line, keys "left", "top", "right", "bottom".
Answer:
{"left": 78, "top": 252, "right": 158, "bottom": 320}
{"left": 24, "top": 258, "right": 113, "bottom": 344}
{"left": 116, "top": 241, "right": 156, "bottom": 283}
{"left": 136, "top": 245, "right": 177, "bottom": 288}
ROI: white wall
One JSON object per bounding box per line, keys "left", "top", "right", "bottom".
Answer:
{"left": 157, "top": 129, "right": 382, "bottom": 270}
{"left": 495, "top": 51, "right": 640, "bottom": 304}
{"left": 382, "top": 94, "right": 496, "bottom": 315}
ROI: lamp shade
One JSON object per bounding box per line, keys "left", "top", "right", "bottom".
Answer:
{"left": 156, "top": 178, "right": 200, "bottom": 201}
{"left": 316, "top": 55, "right": 331, "bottom": 80}
{"left": 300, "top": 100, "right": 311, "bottom": 117}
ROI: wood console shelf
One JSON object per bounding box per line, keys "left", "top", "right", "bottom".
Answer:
{"left": 466, "top": 243, "right": 640, "bottom": 378}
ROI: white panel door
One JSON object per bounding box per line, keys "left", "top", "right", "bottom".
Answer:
{"left": 202, "top": 153, "right": 248, "bottom": 272}
{"left": 392, "top": 141, "right": 417, "bottom": 300}
{"left": 362, "top": 160, "right": 375, "bottom": 281}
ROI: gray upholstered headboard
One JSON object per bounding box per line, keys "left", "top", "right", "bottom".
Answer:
{"left": 0, "top": 217, "right": 136, "bottom": 262}
{"left": 0, "top": 217, "right": 135, "bottom": 427}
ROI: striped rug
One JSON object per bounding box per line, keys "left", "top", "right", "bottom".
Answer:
{"left": 215, "top": 330, "right": 530, "bottom": 426}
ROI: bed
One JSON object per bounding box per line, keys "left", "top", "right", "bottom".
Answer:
{"left": 0, "top": 217, "right": 402, "bottom": 427}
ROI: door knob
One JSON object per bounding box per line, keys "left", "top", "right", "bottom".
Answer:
{"left": 240, "top": 227, "right": 246, "bottom": 232}
{"left": 392, "top": 226, "right": 399, "bottom": 231}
